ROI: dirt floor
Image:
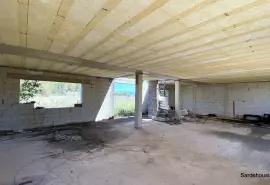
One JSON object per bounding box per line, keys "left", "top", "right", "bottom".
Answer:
{"left": 0, "top": 118, "right": 270, "bottom": 185}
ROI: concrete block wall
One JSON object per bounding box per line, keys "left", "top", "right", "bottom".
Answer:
{"left": 147, "top": 81, "right": 158, "bottom": 117}
{"left": 228, "top": 82, "right": 270, "bottom": 116}
{"left": 181, "top": 85, "right": 194, "bottom": 111}
{"left": 195, "top": 85, "right": 226, "bottom": 115}
{"left": 168, "top": 86, "right": 175, "bottom": 108}
{"left": 181, "top": 82, "right": 270, "bottom": 117}
{"left": 0, "top": 67, "right": 114, "bottom": 131}
{"left": 148, "top": 81, "right": 270, "bottom": 118}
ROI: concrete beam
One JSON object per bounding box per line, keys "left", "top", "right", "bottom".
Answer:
{"left": 0, "top": 44, "right": 211, "bottom": 83}
{"left": 120, "top": 73, "right": 210, "bottom": 85}
{"left": 144, "top": 72, "right": 178, "bottom": 80}
{"left": 135, "top": 72, "right": 143, "bottom": 128}
{"left": 117, "top": 71, "right": 179, "bottom": 80}
{"left": 114, "top": 78, "right": 135, "bottom": 85}
{"left": 3, "top": 66, "right": 112, "bottom": 84}
{"left": 7, "top": 73, "right": 96, "bottom": 84}
{"left": 0, "top": 44, "right": 134, "bottom": 73}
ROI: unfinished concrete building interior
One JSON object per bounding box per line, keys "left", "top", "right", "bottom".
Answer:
{"left": 1, "top": 0, "right": 270, "bottom": 184}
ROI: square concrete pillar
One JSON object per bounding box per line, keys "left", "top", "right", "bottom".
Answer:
{"left": 175, "top": 80, "right": 182, "bottom": 120}
{"left": 135, "top": 72, "right": 143, "bottom": 128}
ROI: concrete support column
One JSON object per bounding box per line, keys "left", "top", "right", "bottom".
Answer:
{"left": 175, "top": 80, "right": 182, "bottom": 120}
{"left": 135, "top": 72, "right": 143, "bottom": 128}
{"left": 148, "top": 80, "right": 158, "bottom": 118}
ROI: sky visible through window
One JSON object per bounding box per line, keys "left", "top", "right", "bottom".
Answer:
{"left": 114, "top": 83, "right": 135, "bottom": 95}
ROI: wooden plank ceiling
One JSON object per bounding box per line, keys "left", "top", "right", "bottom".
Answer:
{"left": 1, "top": 0, "right": 270, "bottom": 83}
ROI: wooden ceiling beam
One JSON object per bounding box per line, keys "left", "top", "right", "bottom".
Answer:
{"left": 79, "top": 0, "right": 171, "bottom": 57}
{"left": 129, "top": 25, "right": 270, "bottom": 68}
{"left": 146, "top": 44, "right": 270, "bottom": 72}
{"left": 143, "top": 36, "right": 270, "bottom": 71}
{"left": 175, "top": 66, "right": 270, "bottom": 79}
{"left": 63, "top": 0, "right": 122, "bottom": 54}
{"left": 127, "top": 15, "right": 270, "bottom": 67}
{"left": 89, "top": 0, "right": 218, "bottom": 61}
{"left": 43, "top": 0, "right": 75, "bottom": 51}
{"left": 105, "top": 0, "right": 269, "bottom": 65}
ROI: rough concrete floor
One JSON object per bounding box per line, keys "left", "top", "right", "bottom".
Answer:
{"left": 0, "top": 118, "right": 270, "bottom": 185}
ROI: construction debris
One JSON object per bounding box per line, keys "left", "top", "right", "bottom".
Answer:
{"left": 48, "top": 132, "right": 82, "bottom": 142}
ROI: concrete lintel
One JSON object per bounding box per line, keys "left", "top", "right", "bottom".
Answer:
{"left": 3, "top": 66, "right": 113, "bottom": 84}
{"left": 7, "top": 73, "right": 95, "bottom": 84}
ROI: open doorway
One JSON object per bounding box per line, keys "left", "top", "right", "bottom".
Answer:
{"left": 114, "top": 78, "right": 135, "bottom": 117}
{"left": 113, "top": 78, "right": 148, "bottom": 118}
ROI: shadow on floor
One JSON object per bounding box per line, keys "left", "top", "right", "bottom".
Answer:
{"left": 81, "top": 119, "right": 132, "bottom": 143}
{"left": 207, "top": 127, "right": 270, "bottom": 152}
{"left": 1, "top": 118, "right": 140, "bottom": 185}
{"left": 105, "top": 117, "right": 135, "bottom": 124}
{"left": 0, "top": 117, "right": 136, "bottom": 154}
{"left": 42, "top": 119, "right": 133, "bottom": 153}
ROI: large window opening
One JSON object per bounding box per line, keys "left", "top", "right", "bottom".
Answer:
{"left": 20, "top": 80, "right": 82, "bottom": 108}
